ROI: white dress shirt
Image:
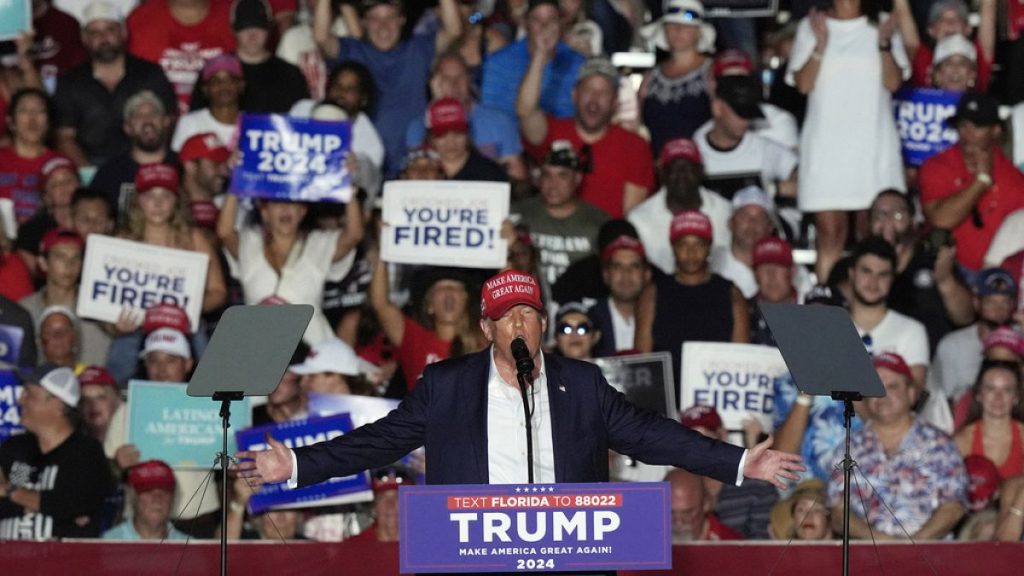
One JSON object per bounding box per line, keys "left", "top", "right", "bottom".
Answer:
{"left": 486, "top": 350, "right": 556, "bottom": 484}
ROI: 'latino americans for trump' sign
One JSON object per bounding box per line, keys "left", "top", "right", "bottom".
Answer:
{"left": 231, "top": 114, "right": 353, "bottom": 202}
{"left": 400, "top": 482, "right": 672, "bottom": 573}
{"left": 892, "top": 87, "right": 961, "bottom": 167}
{"left": 680, "top": 342, "right": 788, "bottom": 445}
{"left": 235, "top": 414, "right": 371, "bottom": 514}
{"left": 381, "top": 180, "right": 509, "bottom": 269}
{"left": 77, "top": 235, "right": 209, "bottom": 332}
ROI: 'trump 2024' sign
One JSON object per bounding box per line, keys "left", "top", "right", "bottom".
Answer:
{"left": 400, "top": 482, "right": 671, "bottom": 573}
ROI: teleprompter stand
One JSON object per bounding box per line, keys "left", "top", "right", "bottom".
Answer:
{"left": 758, "top": 303, "right": 885, "bottom": 576}
{"left": 187, "top": 305, "right": 313, "bottom": 576}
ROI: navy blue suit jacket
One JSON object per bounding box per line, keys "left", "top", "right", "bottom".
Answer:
{"left": 294, "top": 348, "right": 744, "bottom": 488}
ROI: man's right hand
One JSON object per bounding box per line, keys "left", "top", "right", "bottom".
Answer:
{"left": 235, "top": 434, "right": 293, "bottom": 487}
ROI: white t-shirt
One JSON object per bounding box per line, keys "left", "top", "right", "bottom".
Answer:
{"left": 607, "top": 296, "right": 636, "bottom": 351}
{"left": 171, "top": 109, "right": 239, "bottom": 152}
{"left": 237, "top": 227, "right": 354, "bottom": 345}
{"left": 628, "top": 187, "right": 733, "bottom": 276}
{"left": 927, "top": 324, "right": 983, "bottom": 402}
{"left": 855, "top": 309, "right": 930, "bottom": 368}
{"left": 693, "top": 121, "right": 798, "bottom": 200}
{"left": 786, "top": 15, "right": 908, "bottom": 211}
{"left": 758, "top": 102, "right": 800, "bottom": 151}
{"left": 983, "top": 208, "right": 1024, "bottom": 267}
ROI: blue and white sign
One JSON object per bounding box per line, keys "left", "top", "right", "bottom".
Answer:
{"left": 127, "top": 380, "right": 251, "bottom": 469}
{"left": 0, "top": 0, "right": 31, "bottom": 42}
{"left": 400, "top": 482, "right": 672, "bottom": 573}
{"left": 680, "top": 342, "right": 786, "bottom": 446}
{"left": 231, "top": 114, "right": 353, "bottom": 203}
{"left": 380, "top": 180, "right": 509, "bottom": 269}
{"left": 0, "top": 370, "right": 23, "bottom": 441}
{"left": 76, "top": 235, "right": 209, "bottom": 332}
{"left": 893, "top": 87, "right": 961, "bottom": 167}
{"left": 0, "top": 324, "right": 24, "bottom": 366}
{"left": 235, "top": 414, "right": 372, "bottom": 514}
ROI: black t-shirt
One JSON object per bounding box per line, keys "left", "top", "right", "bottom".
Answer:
{"left": 12, "top": 212, "right": 57, "bottom": 257}
{"left": 241, "top": 57, "right": 310, "bottom": 114}
{"left": 0, "top": 431, "right": 113, "bottom": 539}
{"left": 451, "top": 148, "right": 509, "bottom": 182}
{"left": 888, "top": 248, "right": 962, "bottom": 354}
{"left": 52, "top": 55, "right": 177, "bottom": 166}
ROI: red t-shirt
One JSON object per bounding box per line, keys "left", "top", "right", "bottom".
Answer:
{"left": 0, "top": 147, "right": 59, "bottom": 224}
{"left": 396, "top": 316, "right": 451, "bottom": 393}
{"left": 0, "top": 253, "right": 33, "bottom": 301}
{"left": 126, "top": 0, "right": 236, "bottom": 114}
{"left": 919, "top": 145, "right": 1024, "bottom": 271}
{"left": 525, "top": 117, "right": 655, "bottom": 219}
{"left": 911, "top": 38, "right": 991, "bottom": 92}
{"left": 31, "top": 5, "right": 86, "bottom": 77}
{"left": 705, "top": 514, "right": 744, "bottom": 541}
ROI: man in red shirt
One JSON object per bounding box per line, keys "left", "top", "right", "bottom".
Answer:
{"left": 666, "top": 467, "right": 744, "bottom": 541}
{"left": 518, "top": 56, "right": 654, "bottom": 219}
{"left": 126, "top": 0, "right": 236, "bottom": 114}
{"left": 920, "top": 92, "right": 1024, "bottom": 272}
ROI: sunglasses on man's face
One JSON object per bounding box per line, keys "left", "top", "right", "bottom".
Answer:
{"left": 557, "top": 322, "right": 593, "bottom": 336}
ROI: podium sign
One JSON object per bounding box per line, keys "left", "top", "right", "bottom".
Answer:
{"left": 400, "top": 482, "right": 671, "bottom": 573}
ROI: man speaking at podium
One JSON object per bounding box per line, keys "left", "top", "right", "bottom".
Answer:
{"left": 237, "top": 270, "right": 802, "bottom": 493}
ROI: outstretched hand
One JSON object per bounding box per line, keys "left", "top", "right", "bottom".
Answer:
{"left": 234, "top": 434, "right": 294, "bottom": 488}
{"left": 742, "top": 435, "right": 806, "bottom": 490}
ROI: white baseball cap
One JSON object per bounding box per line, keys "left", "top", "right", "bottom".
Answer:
{"left": 139, "top": 327, "right": 192, "bottom": 359}
{"left": 934, "top": 34, "right": 976, "bottom": 65}
{"left": 82, "top": 0, "right": 124, "bottom": 26}
{"left": 24, "top": 365, "right": 81, "bottom": 407}
{"left": 732, "top": 185, "right": 775, "bottom": 213}
{"left": 288, "top": 338, "right": 360, "bottom": 376}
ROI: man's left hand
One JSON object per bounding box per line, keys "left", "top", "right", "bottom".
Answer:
{"left": 742, "top": 435, "right": 805, "bottom": 490}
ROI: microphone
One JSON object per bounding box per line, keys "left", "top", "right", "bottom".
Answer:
{"left": 511, "top": 337, "right": 534, "bottom": 378}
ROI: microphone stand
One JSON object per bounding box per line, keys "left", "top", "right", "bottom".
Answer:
{"left": 516, "top": 369, "right": 534, "bottom": 484}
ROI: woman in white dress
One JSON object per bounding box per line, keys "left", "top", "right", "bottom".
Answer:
{"left": 787, "top": 0, "right": 909, "bottom": 280}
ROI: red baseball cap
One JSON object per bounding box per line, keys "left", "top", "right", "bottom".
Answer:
{"left": 143, "top": 303, "right": 190, "bottom": 335}
{"left": 190, "top": 200, "right": 220, "bottom": 229}
{"left": 371, "top": 468, "right": 415, "bottom": 494}
{"left": 964, "top": 454, "right": 1001, "bottom": 511}
{"left": 873, "top": 352, "right": 913, "bottom": 380}
{"left": 601, "top": 235, "right": 646, "bottom": 264}
{"left": 752, "top": 236, "right": 794, "bottom": 269}
{"left": 480, "top": 270, "right": 544, "bottom": 320}
{"left": 669, "top": 210, "right": 712, "bottom": 243}
{"left": 135, "top": 163, "right": 180, "bottom": 195}
{"left": 659, "top": 138, "right": 702, "bottom": 167}
{"left": 78, "top": 365, "right": 118, "bottom": 388}
{"left": 179, "top": 132, "right": 231, "bottom": 163}
{"left": 982, "top": 327, "right": 1024, "bottom": 357}
{"left": 127, "top": 460, "right": 176, "bottom": 494}
{"left": 680, "top": 405, "right": 723, "bottom": 432}
{"left": 201, "top": 54, "right": 243, "bottom": 82}
{"left": 713, "top": 49, "right": 754, "bottom": 78}
{"left": 426, "top": 97, "right": 469, "bottom": 137}
{"left": 40, "top": 155, "right": 77, "bottom": 185}
{"left": 39, "top": 228, "right": 85, "bottom": 254}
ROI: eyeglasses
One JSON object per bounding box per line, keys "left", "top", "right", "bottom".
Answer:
{"left": 557, "top": 322, "right": 592, "bottom": 336}
{"left": 666, "top": 6, "right": 701, "bottom": 22}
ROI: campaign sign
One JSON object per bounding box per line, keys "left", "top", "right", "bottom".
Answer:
{"left": 680, "top": 342, "right": 787, "bottom": 445}
{"left": 127, "top": 380, "right": 251, "bottom": 469}
{"left": 594, "top": 352, "right": 676, "bottom": 420}
{"left": 0, "top": 324, "right": 24, "bottom": 366}
{"left": 235, "top": 414, "right": 371, "bottom": 514}
{"left": 231, "top": 114, "right": 352, "bottom": 203}
{"left": 77, "top": 235, "right": 209, "bottom": 332}
{"left": 0, "top": 0, "right": 31, "bottom": 41}
{"left": 400, "top": 482, "right": 671, "bottom": 573}
{"left": 380, "top": 180, "right": 509, "bottom": 269}
{"left": 893, "top": 87, "right": 961, "bottom": 166}
{"left": 308, "top": 391, "right": 398, "bottom": 426}
{"left": 0, "top": 370, "right": 24, "bottom": 441}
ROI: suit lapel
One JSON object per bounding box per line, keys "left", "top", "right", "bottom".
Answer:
{"left": 463, "top": 348, "right": 492, "bottom": 483}
{"left": 544, "top": 353, "right": 572, "bottom": 483}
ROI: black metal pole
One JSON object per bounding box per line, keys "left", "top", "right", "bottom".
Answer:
{"left": 516, "top": 372, "right": 534, "bottom": 484}
{"left": 842, "top": 398, "right": 854, "bottom": 576}
{"left": 219, "top": 398, "right": 231, "bottom": 576}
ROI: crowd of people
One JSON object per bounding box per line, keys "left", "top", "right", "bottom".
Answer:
{"left": 1, "top": 0, "right": 1024, "bottom": 549}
